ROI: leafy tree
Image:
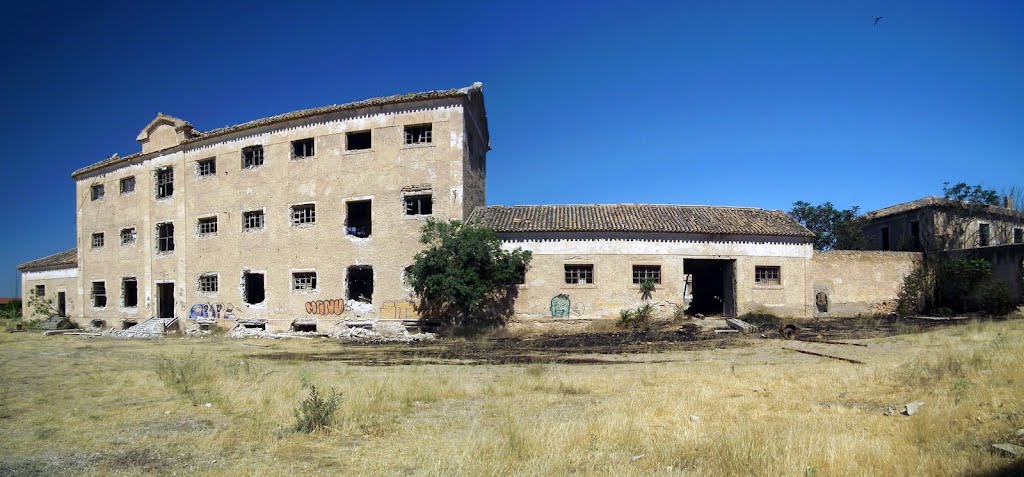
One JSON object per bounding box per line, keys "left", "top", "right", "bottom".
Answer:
{"left": 407, "top": 219, "right": 531, "bottom": 327}
{"left": 788, "top": 201, "right": 868, "bottom": 251}
{"left": 942, "top": 181, "right": 999, "bottom": 207}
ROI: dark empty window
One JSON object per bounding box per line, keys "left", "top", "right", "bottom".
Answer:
{"left": 755, "top": 266, "right": 781, "bottom": 286}
{"left": 197, "top": 158, "right": 216, "bottom": 177}
{"left": 122, "top": 278, "right": 138, "bottom": 307}
{"left": 404, "top": 194, "right": 433, "bottom": 216}
{"left": 291, "top": 204, "right": 316, "bottom": 226}
{"left": 91, "top": 281, "right": 107, "bottom": 308}
{"left": 347, "top": 266, "right": 373, "bottom": 303}
{"left": 92, "top": 232, "right": 104, "bottom": 248}
{"left": 198, "top": 274, "right": 218, "bottom": 293}
{"left": 198, "top": 217, "right": 218, "bottom": 235}
{"left": 243, "top": 210, "right": 265, "bottom": 230}
{"left": 243, "top": 145, "right": 264, "bottom": 168}
{"left": 243, "top": 271, "right": 266, "bottom": 305}
{"left": 347, "top": 130, "right": 371, "bottom": 150}
{"left": 632, "top": 265, "right": 662, "bottom": 284}
{"left": 121, "top": 227, "right": 137, "bottom": 245}
{"left": 881, "top": 227, "right": 890, "bottom": 250}
{"left": 120, "top": 176, "right": 136, "bottom": 194}
{"left": 156, "top": 167, "right": 174, "bottom": 198}
{"left": 979, "top": 223, "right": 990, "bottom": 247}
{"left": 514, "top": 265, "right": 527, "bottom": 285}
{"left": 346, "top": 200, "right": 372, "bottom": 237}
{"left": 564, "top": 265, "right": 594, "bottom": 285}
{"left": 34, "top": 285, "right": 45, "bottom": 297}
{"left": 292, "top": 138, "right": 315, "bottom": 159}
{"left": 1015, "top": 228, "right": 1023, "bottom": 244}
{"left": 293, "top": 272, "right": 317, "bottom": 291}
{"left": 910, "top": 221, "right": 921, "bottom": 248}
{"left": 157, "top": 222, "right": 175, "bottom": 252}
{"left": 404, "top": 124, "right": 432, "bottom": 145}
{"left": 91, "top": 184, "right": 104, "bottom": 201}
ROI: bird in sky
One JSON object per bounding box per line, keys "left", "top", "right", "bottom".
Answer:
{"left": 874, "top": 16, "right": 884, "bottom": 26}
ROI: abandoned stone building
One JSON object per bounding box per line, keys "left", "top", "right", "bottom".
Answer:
{"left": 19, "top": 83, "right": 937, "bottom": 332}
{"left": 20, "top": 84, "right": 489, "bottom": 333}
{"left": 471, "top": 204, "right": 920, "bottom": 321}
{"left": 861, "top": 196, "right": 1024, "bottom": 251}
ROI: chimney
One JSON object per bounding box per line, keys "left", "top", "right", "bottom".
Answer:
{"left": 1005, "top": 196, "right": 1014, "bottom": 210}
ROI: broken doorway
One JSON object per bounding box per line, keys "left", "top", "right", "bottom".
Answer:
{"left": 57, "top": 292, "right": 66, "bottom": 317}
{"left": 243, "top": 272, "right": 266, "bottom": 305}
{"left": 157, "top": 282, "right": 175, "bottom": 319}
{"left": 683, "top": 259, "right": 736, "bottom": 317}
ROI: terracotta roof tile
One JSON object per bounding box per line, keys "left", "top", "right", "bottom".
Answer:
{"left": 17, "top": 248, "right": 78, "bottom": 271}
{"left": 470, "top": 204, "right": 815, "bottom": 237}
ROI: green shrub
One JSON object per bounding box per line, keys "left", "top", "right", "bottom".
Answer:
{"left": 617, "top": 304, "right": 656, "bottom": 330}
{"left": 154, "top": 353, "right": 218, "bottom": 406}
{"left": 973, "top": 279, "right": 1016, "bottom": 316}
{"left": 294, "top": 382, "right": 343, "bottom": 433}
{"left": 897, "top": 267, "right": 929, "bottom": 316}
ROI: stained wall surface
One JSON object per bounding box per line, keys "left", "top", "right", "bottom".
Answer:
{"left": 807, "top": 250, "right": 922, "bottom": 317}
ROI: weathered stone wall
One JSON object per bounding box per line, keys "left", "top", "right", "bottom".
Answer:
{"left": 73, "top": 96, "right": 485, "bottom": 332}
{"left": 20, "top": 268, "right": 78, "bottom": 320}
{"left": 808, "top": 251, "right": 922, "bottom": 317}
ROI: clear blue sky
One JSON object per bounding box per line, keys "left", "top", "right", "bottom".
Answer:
{"left": 1, "top": 0, "right": 1022, "bottom": 296}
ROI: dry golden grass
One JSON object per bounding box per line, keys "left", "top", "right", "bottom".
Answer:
{"left": 1, "top": 319, "right": 1023, "bottom": 476}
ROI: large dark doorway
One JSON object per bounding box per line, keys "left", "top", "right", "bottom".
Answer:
{"left": 57, "top": 292, "right": 66, "bottom": 317}
{"left": 684, "top": 259, "right": 736, "bottom": 317}
{"left": 157, "top": 283, "right": 174, "bottom": 319}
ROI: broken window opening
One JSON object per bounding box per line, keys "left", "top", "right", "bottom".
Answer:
{"left": 242, "top": 322, "right": 266, "bottom": 330}
{"left": 292, "top": 272, "right": 317, "bottom": 291}
{"left": 155, "top": 167, "right": 174, "bottom": 198}
{"left": 120, "top": 227, "right": 137, "bottom": 245}
{"left": 346, "top": 200, "right": 372, "bottom": 237}
{"left": 292, "top": 322, "right": 317, "bottom": 333}
{"left": 198, "top": 217, "right": 218, "bottom": 235}
{"left": 1015, "top": 228, "right": 1023, "bottom": 244}
{"left": 564, "top": 264, "right": 594, "bottom": 285}
{"left": 243, "top": 210, "right": 265, "bottom": 230}
{"left": 346, "top": 130, "right": 371, "bottom": 150}
{"left": 347, "top": 266, "right": 374, "bottom": 303}
{"left": 880, "top": 227, "right": 890, "bottom": 250}
{"left": 122, "top": 278, "right": 138, "bottom": 307}
{"left": 404, "top": 194, "right": 433, "bottom": 216}
{"left": 243, "top": 272, "right": 266, "bottom": 305}
{"left": 122, "top": 320, "right": 138, "bottom": 330}
{"left": 34, "top": 285, "right": 45, "bottom": 297}
{"left": 156, "top": 222, "right": 175, "bottom": 252}
{"left": 197, "top": 158, "right": 216, "bottom": 177}
{"left": 91, "top": 319, "right": 106, "bottom": 329}
{"left": 910, "top": 220, "right": 921, "bottom": 249}
{"left": 632, "top": 265, "right": 661, "bottom": 284}
{"left": 755, "top": 266, "right": 781, "bottom": 286}
{"left": 91, "top": 281, "right": 107, "bottom": 308}
{"left": 979, "top": 223, "right": 991, "bottom": 247}
{"left": 291, "top": 204, "right": 316, "bottom": 226}
{"left": 514, "top": 264, "right": 527, "bottom": 285}
{"left": 198, "top": 274, "right": 218, "bottom": 293}
{"left": 292, "top": 138, "right": 315, "bottom": 159}
{"left": 242, "top": 145, "right": 264, "bottom": 169}
{"left": 91, "top": 232, "right": 104, "bottom": 248}
{"left": 120, "top": 176, "right": 136, "bottom": 194}
{"left": 404, "top": 124, "right": 432, "bottom": 145}
{"left": 91, "top": 184, "right": 104, "bottom": 201}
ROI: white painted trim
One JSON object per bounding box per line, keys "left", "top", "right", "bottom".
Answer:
{"left": 23, "top": 268, "right": 78, "bottom": 280}
{"left": 501, "top": 239, "right": 813, "bottom": 258}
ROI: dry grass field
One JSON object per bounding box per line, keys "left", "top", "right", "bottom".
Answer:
{"left": 1, "top": 317, "right": 1023, "bottom": 476}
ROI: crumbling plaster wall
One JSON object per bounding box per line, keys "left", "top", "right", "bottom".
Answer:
{"left": 74, "top": 97, "right": 482, "bottom": 332}
{"left": 808, "top": 250, "right": 922, "bottom": 317}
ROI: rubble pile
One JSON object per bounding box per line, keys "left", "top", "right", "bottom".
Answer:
{"left": 227, "top": 325, "right": 270, "bottom": 339}
{"left": 100, "top": 318, "right": 169, "bottom": 339}
{"left": 329, "top": 325, "right": 436, "bottom": 342}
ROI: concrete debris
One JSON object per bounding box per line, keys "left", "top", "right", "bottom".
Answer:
{"left": 694, "top": 313, "right": 705, "bottom": 319}
{"left": 227, "top": 325, "right": 271, "bottom": 339}
{"left": 714, "top": 329, "right": 739, "bottom": 334}
{"left": 329, "top": 325, "right": 436, "bottom": 342}
{"left": 902, "top": 401, "right": 925, "bottom": 416}
{"left": 726, "top": 318, "right": 756, "bottom": 333}
{"left": 184, "top": 328, "right": 212, "bottom": 336}
{"left": 346, "top": 299, "right": 375, "bottom": 317}
{"left": 1016, "top": 428, "right": 1024, "bottom": 437}
{"left": 101, "top": 318, "right": 172, "bottom": 339}
{"left": 689, "top": 415, "right": 701, "bottom": 423}
{"left": 991, "top": 443, "right": 1024, "bottom": 458}
{"left": 883, "top": 406, "right": 897, "bottom": 416}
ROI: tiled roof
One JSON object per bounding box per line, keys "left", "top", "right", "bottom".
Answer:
{"left": 470, "top": 204, "right": 815, "bottom": 238}
{"left": 73, "top": 83, "right": 483, "bottom": 178}
{"left": 865, "top": 196, "right": 1024, "bottom": 220}
{"left": 17, "top": 248, "right": 78, "bottom": 271}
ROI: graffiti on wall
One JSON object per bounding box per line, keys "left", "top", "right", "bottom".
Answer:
{"left": 550, "top": 294, "right": 571, "bottom": 318}
{"left": 189, "top": 302, "right": 235, "bottom": 320}
{"left": 305, "top": 299, "right": 345, "bottom": 315}
{"left": 381, "top": 300, "right": 420, "bottom": 320}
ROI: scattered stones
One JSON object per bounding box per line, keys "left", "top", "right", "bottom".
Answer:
{"left": 991, "top": 443, "right": 1024, "bottom": 458}
{"left": 902, "top": 401, "right": 925, "bottom": 416}
{"left": 101, "top": 318, "right": 172, "bottom": 339}
{"left": 1016, "top": 428, "right": 1024, "bottom": 437}
{"left": 689, "top": 415, "right": 701, "bottom": 423}
{"left": 329, "top": 325, "right": 436, "bottom": 342}
{"left": 227, "top": 326, "right": 270, "bottom": 339}
{"left": 630, "top": 454, "right": 645, "bottom": 462}
{"left": 883, "top": 406, "right": 897, "bottom": 417}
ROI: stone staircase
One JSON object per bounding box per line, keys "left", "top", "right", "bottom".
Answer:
{"left": 104, "top": 317, "right": 177, "bottom": 339}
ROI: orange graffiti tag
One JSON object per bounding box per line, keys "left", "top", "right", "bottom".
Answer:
{"left": 305, "top": 299, "right": 345, "bottom": 315}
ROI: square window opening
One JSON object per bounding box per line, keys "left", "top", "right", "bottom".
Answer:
{"left": 347, "top": 130, "right": 371, "bottom": 150}
{"left": 291, "top": 204, "right": 316, "bottom": 226}
{"left": 157, "top": 222, "right": 175, "bottom": 252}
{"left": 92, "top": 232, "right": 105, "bottom": 248}
{"left": 198, "top": 217, "right": 218, "bottom": 235}
{"left": 347, "top": 266, "right": 374, "bottom": 303}
{"left": 292, "top": 322, "right": 317, "bottom": 333}
{"left": 242, "top": 145, "right": 265, "bottom": 169}
{"left": 564, "top": 264, "right": 594, "bottom": 285}
{"left": 34, "top": 285, "right": 45, "bottom": 297}
{"left": 632, "top": 265, "right": 662, "bottom": 284}
{"left": 198, "top": 274, "right": 219, "bottom": 293}
{"left": 155, "top": 167, "right": 174, "bottom": 198}
{"left": 881, "top": 227, "right": 890, "bottom": 250}
{"left": 243, "top": 272, "right": 266, "bottom": 305}
{"left": 120, "top": 176, "right": 136, "bottom": 194}
{"left": 755, "top": 266, "right": 781, "bottom": 286}
{"left": 346, "top": 200, "right": 372, "bottom": 237}
{"left": 292, "top": 138, "right": 315, "bottom": 159}
{"left": 404, "top": 124, "right": 432, "bottom": 145}
{"left": 404, "top": 194, "right": 433, "bottom": 216}
{"left": 91, "top": 184, "right": 105, "bottom": 201}
{"left": 243, "top": 210, "right": 265, "bottom": 230}
{"left": 120, "top": 227, "right": 137, "bottom": 245}
{"left": 979, "top": 223, "right": 991, "bottom": 247}
{"left": 292, "top": 272, "right": 317, "bottom": 291}
{"left": 122, "top": 278, "right": 138, "bottom": 307}
{"left": 197, "top": 158, "right": 216, "bottom": 177}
